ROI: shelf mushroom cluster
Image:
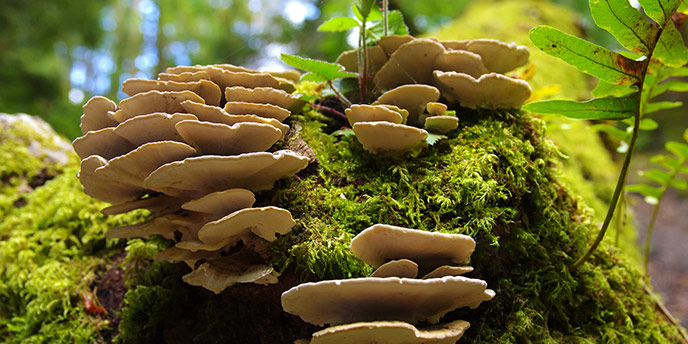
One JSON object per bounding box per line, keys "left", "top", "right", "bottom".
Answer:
{"left": 282, "top": 224, "right": 494, "bottom": 344}
{"left": 72, "top": 63, "right": 310, "bottom": 293}
{"left": 337, "top": 35, "right": 531, "bottom": 156}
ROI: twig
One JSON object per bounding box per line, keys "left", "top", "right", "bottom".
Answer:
{"left": 327, "top": 80, "right": 352, "bottom": 107}
{"left": 308, "top": 102, "right": 347, "bottom": 120}
{"left": 642, "top": 280, "right": 688, "bottom": 343}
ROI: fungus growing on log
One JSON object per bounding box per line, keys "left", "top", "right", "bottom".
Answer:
{"left": 307, "top": 319, "right": 471, "bottom": 344}
{"left": 72, "top": 63, "right": 309, "bottom": 293}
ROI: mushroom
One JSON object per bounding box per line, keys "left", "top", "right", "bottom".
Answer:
{"left": 180, "top": 100, "right": 289, "bottom": 137}
{"left": 72, "top": 128, "right": 136, "bottom": 160}
{"left": 180, "top": 188, "right": 255, "bottom": 215}
{"left": 80, "top": 96, "right": 118, "bottom": 134}
{"left": 309, "top": 319, "right": 470, "bottom": 344}
{"left": 206, "top": 66, "right": 292, "bottom": 92}
{"left": 223, "top": 101, "right": 291, "bottom": 122}
{"left": 109, "top": 90, "right": 205, "bottom": 123}
{"left": 464, "top": 39, "right": 529, "bottom": 74}
{"left": 100, "top": 194, "right": 182, "bottom": 216}
{"left": 78, "top": 155, "right": 145, "bottom": 204}
{"left": 224, "top": 86, "right": 300, "bottom": 110}
{"left": 281, "top": 276, "right": 495, "bottom": 326}
{"left": 377, "top": 35, "right": 415, "bottom": 56}
{"left": 352, "top": 122, "right": 428, "bottom": 157}
{"left": 345, "top": 105, "right": 403, "bottom": 126}
{"left": 349, "top": 224, "right": 475, "bottom": 273}
{"left": 104, "top": 212, "right": 203, "bottom": 240}
{"left": 432, "top": 50, "right": 488, "bottom": 79}
{"left": 424, "top": 116, "right": 459, "bottom": 134}
{"left": 122, "top": 78, "right": 222, "bottom": 106}
{"left": 182, "top": 253, "right": 279, "bottom": 294}
{"left": 370, "top": 259, "right": 418, "bottom": 278}
{"left": 374, "top": 38, "right": 446, "bottom": 91}
{"left": 422, "top": 266, "right": 473, "bottom": 279}
{"left": 433, "top": 71, "right": 531, "bottom": 109}
{"left": 112, "top": 112, "right": 198, "bottom": 146}
{"left": 439, "top": 40, "right": 469, "bottom": 51}
{"left": 426, "top": 102, "right": 448, "bottom": 116}
{"left": 175, "top": 120, "right": 282, "bottom": 155}
{"left": 197, "top": 206, "right": 296, "bottom": 245}
{"left": 335, "top": 46, "right": 388, "bottom": 75}
{"left": 373, "top": 84, "right": 440, "bottom": 127}
{"left": 157, "top": 70, "right": 210, "bottom": 82}
{"left": 267, "top": 69, "right": 301, "bottom": 83}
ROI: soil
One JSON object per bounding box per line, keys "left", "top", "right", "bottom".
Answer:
{"left": 94, "top": 253, "right": 129, "bottom": 342}
{"left": 633, "top": 190, "right": 688, "bottom": 327}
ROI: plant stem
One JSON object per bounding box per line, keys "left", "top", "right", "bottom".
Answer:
{"left": 328, "top": 80, "right": 352, "bottom": 107}
{"left": 614, "top": 193, "right": 624, "bottom": 247}
{"left": 571, "top": 111, "right": 641, "bottom": 270}
{"left": 360, "top": 19, "right": 368, "bottom": 103}
{"left": 308, "top": 102, "right": 347, "bottom": 120}
{"left": 642, "top": 280, "right": 688, "bottom": 343}
{"left": 643, "top": 193, "right": 663, "bottom": 274}
{"left": 383, "top": 0, "right": 388, "bottom": 37}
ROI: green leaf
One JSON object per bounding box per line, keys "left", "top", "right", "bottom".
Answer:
{"left": 590, "top": 0, "right": 657, "bottom": 55}
{"left": 666, "top": 141, "right": 688, "bottom": 159}
{"left": 626, "top": 183, "right": 663, "bottom": 198}
{"left": 670, "top": 179, "right": 688, "bottom": 190}
{"left": 529, "top": 25, "right": 644, "bottom": 85}
{"left": 653, "top": 22, "right": 688, "bottom": 68}
{"left": 332, "top": 128, "right": 355, "bottom": 137}
{"left": 318, "top": 17, "right": 360, "bottom": 32}
{"left": 653, "top": 80, "right": 688, "bottom": 98}
{"left": 637, "top": 0, "right": 682, "bottom": 24}
{"left": 644, "top": 100, "right": 683, "bottom": 114}
{"left": 592, "top": 123, "right": 629, "bottom": 141}
{"left": 639, "top": 118, "right": 659, "bottom": 130}
{"left": 366, "top": 10, "right": 408, "bottom": 43}
{"left": 650, "top": 154, "right": 682, "bottom": 169}
{"left": 684, "top": 128, "right": 688, "bottom": 142}
{"left": 426, "top": 133, "right": 447, "bottom": 145}
{"left": 641, "top": 168, "right": 673, "bottom": 185}
{"left": 354, "top": 0, "right": 377, "bottom": 21}
{"left": 523, "top": 94, "right": 639, "bottom": 120}
{"left": 281, "top": 53, "right": 357, "bottom": 82}
{"left": 592, "top": 80, "right": 637, "bottom": 97}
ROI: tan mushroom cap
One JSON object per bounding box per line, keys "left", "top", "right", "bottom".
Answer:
{"left": 424, "top": 116, "right": 459, "bottom": 134}
{"left": 110, "top": 90, "right": 205, "bottom": 123}
{"left": 379, "top": 105, "right": 409, "bottom": 123}
{"left": 72, "top": 127, "right": 136, "bottom": 160}
{"left": 78, "top": 155, "right": 145, "bottom": 204}
{"left": 374, "top": 38, "right": 445, "bottom": 90}
{"left": 373, "top": 84, "right": 440, "bottom": 127}
{"left": 281, "top": 276, "right": 495, "bottom": 326}
{"left": 267, "top": 69, "right": 301, "bottom": 83}
{"left": 198, "top": 206, "right": 295, "bottom": 245}
{"left": 105, "top": 212, "right": 203, "bottom": 240}
{"left": 349, "top": 224, "right": 476, "bottom": 269}
{"left": 100, "top": 194, "right": 182, "bottom": 216}
{"left": 433, "top": 50, "right": 488, "bottom": 79}
{"left": 224, "top": 101, "right": 291, "bottom": 122}
{"left": 439, "top": 40, "right": 469, "bottom": 51}
{"left": 206, "top": 66, "right": 286, "bottom": 91}
{"left": 80, "top": 96, "right": 118, "bottom": 134}
{"left": 433, "top": 71, "right": 531, "bottom": 109}
{"left": 426, "top": 102, "right": 448, "bottom": 116}
{"left": 377, "top": 35, "right": 415, "bottom": 56}
{"left": 144, "top": 150, "right": 309, "bottom": 196}
{"left": 155, "top": 246, "right": 222, "bottom": 268}
{"left": 310, "top": 320, "right": 470, "bottom": 344}
{"left": 422, "top": 266, "right": 474, "bottom": 279}
{"left": 335, "top": 46, "right": 388, "bottom": 74}
{"left": 182, "top": 258, "right": 278, "bottom": 294}
{"left": 224, "top": 86, "right": 300, "bottom": 110}
{"left": 94, "top": 141, "right": 197, "bottom": 188}
{"left": 370, "top": 259, "right": 418, "bottom": 278}
{"left": 181, "top": 188, "right": 255, "bottom": 215}
{"left": 113, "top": 112, "right": 197, "bottom": 146}
{"left": 464, "top": 39, "right": 529, "bottom": 73}
{"left": 122, "top": 78, "right": 222, "bottom": 106}
{"left": 157, "top": 70, "right": 210, "bottom": 82}
{"left": 175, "top": 120, "right": 281, "bottom": 155}
{"left": 345, "top": 105, "right": 403, "bottom": 126}
{"left": 353, "top": 122, "right": 428, "bottom": 157}
{"left": 180, "top": 100, "right": 289, "bottom": 137}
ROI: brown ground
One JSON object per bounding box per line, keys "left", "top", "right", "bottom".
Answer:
{"left": 633, "top": 190, "right": 688, "bottom": 327}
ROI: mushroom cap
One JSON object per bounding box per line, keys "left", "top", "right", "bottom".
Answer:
{"left": 281, "top": 276, "right": 495, "bottom": 326}
{"left": 78, "top": 155, "right": 145, "bottom": 204}
{"left": 224, "top": 86, "right": 300, "bottom": 110}
{"left": 104, "top": 212, "right": 204, "bottom": 240}
{"left": 180, "top": 100, "right": 289, "bottom": 137}
{"left": 422, "top": 266, "right": 474, "bottom": 279}
{"left": 370, "top": 259, "right": 418, "bottom": 278}
{"left": 198, "top": 206, "right": 295, "bottom": 245}
{"left": 72, "top": 127, "right": 136, "bottom": 160}
{"left": 267, "top": 69, "right": 301, "bottom": 83}
{"left": 377, "top": 35, "right": 415, "bottom": 56}
{"left": 122, "top": 78, "right": 222, "bottom": 106}
{"left": 157, "top": 70, "right": 210, "bottom": 82}
{"left": 464, "top": 39, "right": 529, "bottom": 74}
{"left": 94, "top": 141, "right": 197, "bottom": 188}
{"left": 100, "top": 194, "right": 182, "bottom": 216}
{"left": 335, "top": 46, "right": 388, "bottom": 74}
{"left": 144, "top": 150, "right": 309, "bottom": 196}
{"left": 182, "top": 257, "right": 278, "bottom": 294}
{"left": 352, "top": 122, "right": 428, "bottom": 157}
{"left": 439, "top": 40, "right": 469, "bottom": 51}
{"left": 426, "top": 102, "right": 448, "bottom": 116}
{"left": 433, "top": 50, "right": 488, "bottom": 79}
{"left": 374, "top": 38, "right": 446, "bottom": 90}
{"left": 349, "top": 224, "right": 475, "bottom": 269}
{"left": 223, "top": 101, "right": 291, "bottom": 122}
{"left": 181, "top": 188, "right": 255, "bottom": 215}
{"left": 379, "top": 105, "right": 409, "bottom": 123}
{"left": 310, "top": 320, "right": 470, "bottom": 344}
{"left": 113, "top": 112, "right": 197, "bottom": 146}
{"left": 206, "top": 66, "right": 288, "bottom": 91}
{"left": 373, "top": 84, "right": 440, "bottom": 127}
{"left": 80, "top": 96, "right": 118, "bottom": 134}
{"left": 110, "top": 90, "right": 205, "bottom": 122}
{"left": 424, "top": 116, "right": 459, "bottom": 134}
{"left": 433, "top": 71, "right": 531, "bottom": 109}
{"left": 175, "top": 120, "right": 281, "bottom": 155}
{"left": 345, "top": 105, "right": 403, "bottom": 126}
{"left": 155, "top": 246, "right": 222, "bottom": 268}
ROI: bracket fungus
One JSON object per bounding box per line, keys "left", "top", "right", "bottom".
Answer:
{"left": 307, "top": 319, "right": 471, "bottom": 344}
{"left": 73, "top": 63, "right": 309, "bottom": 293}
